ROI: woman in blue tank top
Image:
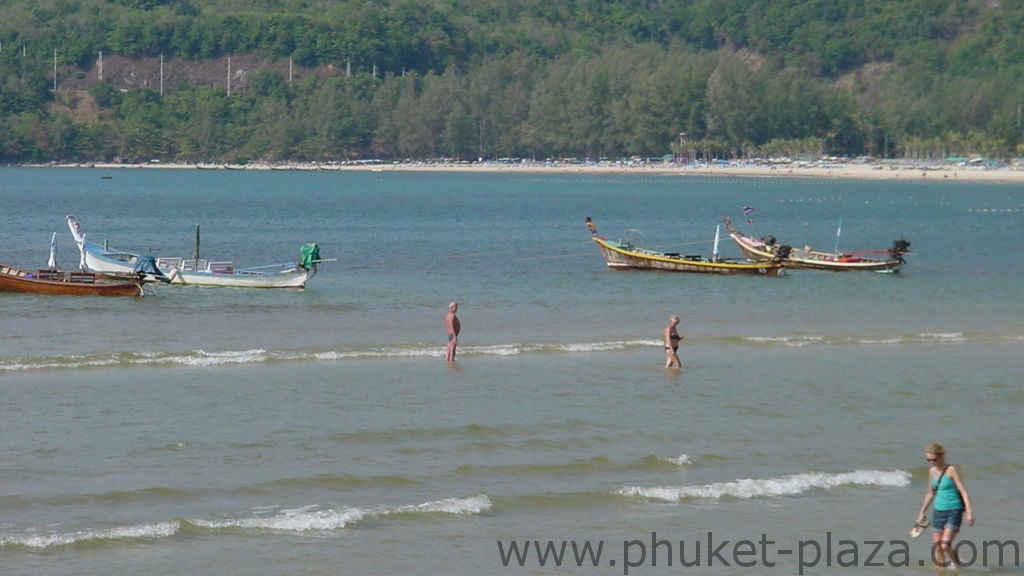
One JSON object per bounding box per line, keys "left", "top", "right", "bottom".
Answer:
{"left": 915, "top": 442, "right": 975, "bottom": 569}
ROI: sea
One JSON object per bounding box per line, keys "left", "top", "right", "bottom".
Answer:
{"left": 0, "top": 166, "right": 1021, "bottom": 575}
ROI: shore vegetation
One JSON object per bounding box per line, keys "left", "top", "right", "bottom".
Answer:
{"left": 2, "top": 0, "right": 1024, "bottom": 164}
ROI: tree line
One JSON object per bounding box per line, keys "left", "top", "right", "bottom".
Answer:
{"left": 2, "top": 0, "right": 1024, "bottom": 163}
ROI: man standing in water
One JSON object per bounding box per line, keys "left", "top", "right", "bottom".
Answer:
{"left": 445, "top": 302, "right": 461, "bottom": 362}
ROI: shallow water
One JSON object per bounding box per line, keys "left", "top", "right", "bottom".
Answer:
{"left": 1, "top": 168, "right": 1021, "bottom": 574}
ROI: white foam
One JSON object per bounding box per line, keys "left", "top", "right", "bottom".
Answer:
{"left": 0, "top": 356, "right": 122, "bottom": 372}
{"left": 192, "top": 506, "right": 367, "bottom": 531}
{"left": 617, "top": 469, "right": 911, "bottom": 502}
{"left": 191, "top": 494, "right": 491, "bottom": 533}
{"left": 658, "top": 454, "right": 694, "bottom": 466}
{"left": 313, "top": 348, "right": 440, "bottom": 360}
{"left": 2, "top": 496, "right": 492, "bottom": 549}
{"left": 856, "top": 338, "right": 903, "bottom": 344}
{"left": 918, "top": 332, "right": 965, "bottom": 342}
{"left": 0, "top": 521, "right": 180, "bottom": 549}
{"left": 393, "top": 494, "right": 493, "bottom": 515}
{"left": 742, "top": 336, "right": 824, "bottom": 347}
{"left": 177, "top": 349, "right": 269, "bottom": 366}
{"left": 0, "top": 338, "right": 680, "bottom": 373}
{"left": 471, "top": 344, "right": 525, "bottom": 356}
{"left": 554, "top": 340, "right": 656, "bottom": 353}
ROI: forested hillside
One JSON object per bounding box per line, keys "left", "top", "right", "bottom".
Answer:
{"left": 2, "top": 0, "right": 1023, "bottom": 163}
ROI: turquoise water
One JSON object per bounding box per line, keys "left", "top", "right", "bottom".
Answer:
{"left": 1, "top": 167, "right": 1021, "bottom": 575}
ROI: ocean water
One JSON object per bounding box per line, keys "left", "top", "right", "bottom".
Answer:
{"left": 1, "top": 167, "right": 1021, "bottom": 575}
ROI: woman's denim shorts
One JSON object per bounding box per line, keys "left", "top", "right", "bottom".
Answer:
{"left": 933, "top": 508, "right": 963, "bottom": 532}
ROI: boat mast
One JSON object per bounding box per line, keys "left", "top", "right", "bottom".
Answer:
{"left": 833, "top": 219, "right": 842, "bottom": 254}
{"left": 712, "top": 224, "right": 721, "bottom": 261}
{"left": 193, "top": 224, "right": 200, "bottom": 259}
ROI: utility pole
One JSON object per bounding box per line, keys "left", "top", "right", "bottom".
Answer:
{"left": 53, "top": 48, "right": 57, "bottom": 91}
{"left": 1017, "top": 102, "right": 1021, "bottom": 140}
{"left": 227, "top": 56, "right": 231, "bottom": 96}
{"left": 160, "top": 54, "right": 164, "bottom": 95}
{"left": 98, "top": 50, "right": 103, "bottom": 80}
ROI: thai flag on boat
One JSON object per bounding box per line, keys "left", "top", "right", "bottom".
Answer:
{"left": 742, "top": 205, "right": 756, "bottom": 224}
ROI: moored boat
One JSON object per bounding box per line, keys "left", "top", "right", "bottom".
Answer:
{"left": 155, "top": 254, "right": 316, "bottom": 288}
{"left": 589, "top": 223, "right": 782, "bottom": 276}
{"left": 65, "top": 217, "right": 170, "bottom": 283}
{"left": 68, "top": 216, "right": 323, "bottom": 288}
{"left": 723, "top": 217, "right": 909, "bottom": 272}
{"left": 0, "top": 263, "right": 143, "bottom": 296}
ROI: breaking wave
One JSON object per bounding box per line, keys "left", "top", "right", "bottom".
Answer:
{"left": 0, "top": 340, "right": 655, "bottom": 373}
{"left": 0, "top": 494, "right": 491, "bottom": 550}
{"left": 0, "top": 329, "right": 1012, "bottom": 374}
{"left": 616, "top": 469, "right": 911, "bottom": 502}
{"left": 730, "top": 331, "right": 1003, "bottom": 347}
{"left": 656, "top": 454, "right": 694, "bottom": 466}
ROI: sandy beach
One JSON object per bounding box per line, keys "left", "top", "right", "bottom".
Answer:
{"left": 27, "top": 158, "right": 1024, "bottom": 183}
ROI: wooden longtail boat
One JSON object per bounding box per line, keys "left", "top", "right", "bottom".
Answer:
{"left": 722, "top": 217, "right": 909, "bottom": 273}
{"left": 0, "top": 264, "right": 143, "bottom": 296}
{"left": 589, "top": 227, "right": 782, "bottom": 276}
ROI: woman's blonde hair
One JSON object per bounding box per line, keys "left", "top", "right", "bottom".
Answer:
{"left": 669, "top": 315, "right": 680, "bottom": 324}
{"left": 926, "top": 442, "right": 946, "bottom": 457}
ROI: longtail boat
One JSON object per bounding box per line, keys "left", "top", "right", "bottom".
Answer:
{"left": 68, "top": 216, "right": 324, "bottom": 288}
{"left": 0, "top": 263, "right": 143, "bottom": 296}
{"left": 589, "top": 223, "right": 782, "bottom": 276}
{"left": 723, "top": 217, "right": 909, "bottom": 273}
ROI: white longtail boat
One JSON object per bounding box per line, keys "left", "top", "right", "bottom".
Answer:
{"left": 67, "top": 216, "right": 324, "bottom": 288}
{"left": 722, "top": 217, "right": 909, "bottom": 273}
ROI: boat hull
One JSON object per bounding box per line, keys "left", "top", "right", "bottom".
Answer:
{"left": 593, "top": 237, "right": 782, "bottom": 275}
{"left": 78, "top": 240, "right": 155, "bottom": 275}
{"left": 0, "top": 264, "right": 142, "bottom": 296}
{"left": 164, "top": 266, "right": 314, "bottom": 288}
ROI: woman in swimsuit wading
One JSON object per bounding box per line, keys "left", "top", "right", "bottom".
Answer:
{"left": 664, "top": 315, "right": 682, "bottom": 369}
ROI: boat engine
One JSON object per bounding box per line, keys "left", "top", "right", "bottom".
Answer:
{"left": 891, "top": 239, "right": 911, "bottom": 254}
{"left": 776, "top": 244, "right": 792, "bottom": 259}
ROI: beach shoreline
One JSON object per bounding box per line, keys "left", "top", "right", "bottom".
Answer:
{"left": 21, "top": 159, "right": 1024, "bottom": 183}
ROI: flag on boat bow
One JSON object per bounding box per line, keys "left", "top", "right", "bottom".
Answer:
{"left": 48, "top": 232, "right": 58, "bottom": 269}
{"left": 742, "top": 205, "right": 755, "bottom": 224}
{"left": 78, "top": 234, "right": 88, "bottom": 270}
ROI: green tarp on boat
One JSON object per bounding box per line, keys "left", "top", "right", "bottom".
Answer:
{"left": 300, "top": 242, "right": 320, "bottom": 269}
